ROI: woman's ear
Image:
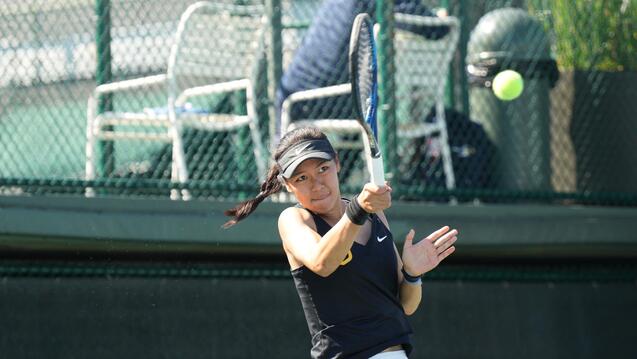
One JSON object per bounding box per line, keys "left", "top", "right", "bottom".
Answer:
{"left": 334, "top": 153, "right": 341, "bottom": 173}
{"left": 278, "top": 176, "right": 292, "bottom": 192}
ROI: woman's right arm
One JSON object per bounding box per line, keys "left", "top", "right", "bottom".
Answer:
{"left": 278, "top": 183, "right": 391, "bottom": 277}
{"left": 278, "top": 207, "right": 360, "bottom": 277}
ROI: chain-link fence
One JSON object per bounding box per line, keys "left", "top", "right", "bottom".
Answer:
{"left": 0, "top": 0, "right": 635, "bottom": 204}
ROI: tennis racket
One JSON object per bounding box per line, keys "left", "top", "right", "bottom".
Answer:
{"left": 349, "top": 13, "right": 385, "bottom": 186}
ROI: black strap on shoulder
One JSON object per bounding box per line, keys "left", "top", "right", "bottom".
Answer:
{"left": 295, "top": 204, "right": 332, "bottom": 236}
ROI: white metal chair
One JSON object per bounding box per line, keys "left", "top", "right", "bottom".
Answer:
{"left": 85, "top": 1, "right": 267, "bottom": 198}
{"left": 280, "top": 14, "right": 460, "bottom": 190}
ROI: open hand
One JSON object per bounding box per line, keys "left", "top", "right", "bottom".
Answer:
{"left": 402, "top": 226, "right": 458, "bottom": 277}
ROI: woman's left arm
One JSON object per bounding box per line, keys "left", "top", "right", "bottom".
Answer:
{"left": 395, "top": 227, "right": 459, "bottom": 315}
{"left": 377, "top": 213, "right": 458, "bottom": 315}
{"left": 393, "top": 245, "right": 421, "bottom": 315}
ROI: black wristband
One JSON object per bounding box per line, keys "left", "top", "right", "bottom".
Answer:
{"left": 345, "top": 195, "right": 369, "bottom": 225}
{"left": 401, "top": 267, "right": 421, "bottom": 283}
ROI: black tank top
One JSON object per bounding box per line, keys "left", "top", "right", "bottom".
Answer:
{"left": 291, "top": 205, "right": 413, "bottom": 358}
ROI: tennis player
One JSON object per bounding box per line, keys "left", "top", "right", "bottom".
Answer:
{"left": 224, "top": 127, "right": 458, "bottom": 358}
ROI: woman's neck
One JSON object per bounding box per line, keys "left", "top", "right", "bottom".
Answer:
{"left": 317, "top": 198, "right": 347, "bottom": 227}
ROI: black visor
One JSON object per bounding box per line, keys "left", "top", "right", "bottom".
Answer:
{"left": 277, "top": 139, "right": 336, "bottom": 178}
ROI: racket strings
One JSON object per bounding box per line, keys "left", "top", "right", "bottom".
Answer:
{"left": 355, "top": 27, "right": 374, "bottom": 121}
{"left": 350, "top": 14, "right": 381, "bottom": 160}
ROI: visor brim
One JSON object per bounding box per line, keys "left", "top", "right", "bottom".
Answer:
{"left": 280, "top": 151, "right": 334, "bottom": 178}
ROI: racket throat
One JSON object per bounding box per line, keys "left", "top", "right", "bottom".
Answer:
{"left": 369, "top": 155, "right": 385, "bottom": 186}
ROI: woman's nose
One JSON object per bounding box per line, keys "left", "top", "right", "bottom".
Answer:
{"left": 310, "top": 177, "right": 324, "bottom": 191}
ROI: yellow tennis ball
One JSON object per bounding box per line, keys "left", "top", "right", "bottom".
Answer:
{"left": 492, "top": 70, "right": 524, "bottom": 101}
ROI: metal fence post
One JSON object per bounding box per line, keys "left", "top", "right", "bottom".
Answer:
{"left": 266, "top": 0, "right": 282, "bottom": 152}
{"left": 456, "top": 0, "right": 470, "bottom": 115}
{"left": 441, "top": 0, "right": 455, "bottom": 110}
{"left": 96, "top": 0, "right": 113, "bottom": 176}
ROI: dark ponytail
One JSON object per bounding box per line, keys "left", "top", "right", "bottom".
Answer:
{"left": 223, "top": 127, "right": 328, "bottom": 228}
{"left": 222, "top": 165, "right": 282, "bottom": 228}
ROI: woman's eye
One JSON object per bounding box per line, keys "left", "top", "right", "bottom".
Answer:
{"left": 295, "top": 175, "right": 307, "bottom": 183}
{"left": 318, "top": 165, "right": 329, "bottom": 173}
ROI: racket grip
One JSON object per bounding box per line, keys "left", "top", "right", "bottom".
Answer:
{"left": 370, "top": 156, "right": 386, "bottom": 186}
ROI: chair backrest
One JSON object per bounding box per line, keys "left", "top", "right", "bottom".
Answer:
{"left": 280, "top": 13, "right": 460, "bottom": 124}
{"left": 167, "top": 2, "right": 266, "bottom": 92}
{"left": 394, "top": 14, "right": 460, "bottom": 124}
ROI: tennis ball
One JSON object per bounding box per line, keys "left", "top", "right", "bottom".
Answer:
{"left": 492, "top": 70, "right": 524, "bottom": 101}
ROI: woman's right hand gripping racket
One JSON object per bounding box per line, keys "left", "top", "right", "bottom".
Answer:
{"left": 349, "top": 13, "right": 385, "bottom": 187}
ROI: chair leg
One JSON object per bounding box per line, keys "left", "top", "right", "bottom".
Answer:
{"left": 85, "top": 132, "right": 96, "bottom": 180}
{"left": 248, "top": 120, "right": 267, "bottom": 182}
{"left": 246, "top": 84, "right": 267, "bottom": 182}
{"left": 436, "top": 100, "right": 456, "bottom": 190}
{"left": 85, "top": 101, "right": 97, "bottom": 198}
{"left": 168, "top": 118, "right": 191, "bottom": 200}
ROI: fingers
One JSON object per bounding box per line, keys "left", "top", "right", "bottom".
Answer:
{"left": 432, "top": 228, "right": 457, "bottom": 263}
{"left": 438, "top": 246, "right": 455, "bottom": 261}
{"left": 358, "top": 182, "right": 392, "bottom": 213}
{"left": 435, "top": 233, "right": 457, "bottom": 255}
{"left": 433, "top": 229, "right": 458, "bottom": 246}
{"left": 403, "top": 229, "right": 415, "bottom": 248}
{"left": 403, "top": 227, "right": 457, "bottom": 275}
{"left": 363, "top": 182, "right": 392, "bottom": 194}
{"left": 425, "top": 226, "right": 450, "bottom": 242}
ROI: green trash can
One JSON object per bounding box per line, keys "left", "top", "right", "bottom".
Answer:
{"left": 466, "top": 8, "right": 559, "bottom": 191}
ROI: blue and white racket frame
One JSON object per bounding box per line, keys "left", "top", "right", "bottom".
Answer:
{"left": 349, "top": 13, "right": 386, "bottom": 186}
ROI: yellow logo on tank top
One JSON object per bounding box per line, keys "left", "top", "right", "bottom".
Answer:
{"left": 340, "top": 250, "right": 353, "bottom": 266}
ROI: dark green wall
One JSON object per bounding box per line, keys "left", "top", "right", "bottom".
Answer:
{"left": 0, "top": 269, "right": 635, "bottom": 358}
{"left": 0, "top": 196, "right": 636, "bottom": 358}
{"left": 1, "top": 196, "right": 636, "bottom": 259}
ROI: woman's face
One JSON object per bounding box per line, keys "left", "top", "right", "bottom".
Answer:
{"left": 284, "top": 157, "right": 341, "bottom": 214}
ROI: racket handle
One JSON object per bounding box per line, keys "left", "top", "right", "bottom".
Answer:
{"left": 370, "top": 156, "right": 386, "bottom": 186}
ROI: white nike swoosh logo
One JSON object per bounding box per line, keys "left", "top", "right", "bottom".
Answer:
{"left": 294, "top": 146, "right": 304, "bottom": 156}
{"left": 377, "top": 235, "right": 388, "bottom": 242}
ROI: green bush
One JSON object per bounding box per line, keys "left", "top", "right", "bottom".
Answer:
{"left": 529, "top": 0, "right": 637, "bottom": 71}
